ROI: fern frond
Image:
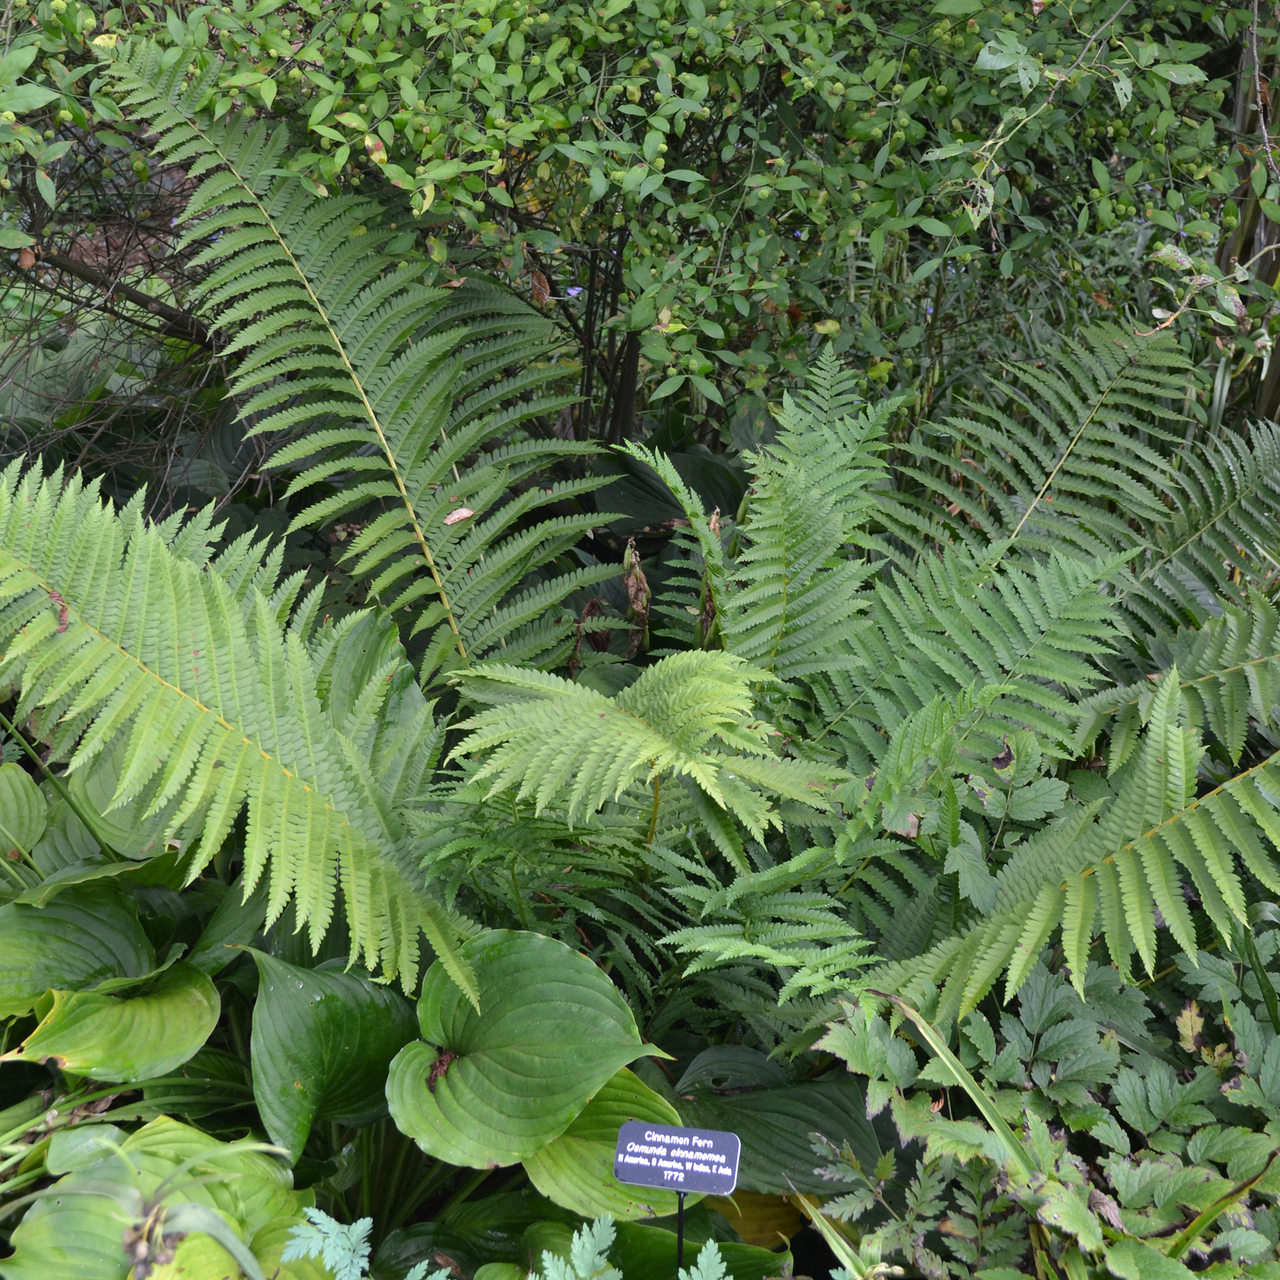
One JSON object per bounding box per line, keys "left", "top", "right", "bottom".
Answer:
{"left": 1076, "top": 593, "right": 1280, "bottom": 766}
{"left": 889, "top": 324, "right": 1189, "bottom": 562}
{"left": 101, "top": 40, "right": 609, "bottom": 687}
{"left": 0, "top": 461, "right": 468, "bottom": 996}
{"left": 449, "top": 651, "right": 844, "bottom": 834}
{"left": 813, "top": 548, "right": 1127, "bottom": 776}
{"left": 872, "top": 669, "right": 1280, "bottom": 1020}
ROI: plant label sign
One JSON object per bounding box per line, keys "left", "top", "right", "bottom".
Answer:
{"left": 613, "top": 1121, "right": 740, "bottom": 1195}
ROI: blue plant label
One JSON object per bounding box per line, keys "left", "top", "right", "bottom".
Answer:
{"left": 613, "top": 1121, "right": 741, "bottom": 1195}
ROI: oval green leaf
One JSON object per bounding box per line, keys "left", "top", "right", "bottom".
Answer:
{"left": 523, "top": 1067, "right": 694, "bottom": 1220}
{"left": 682, "top": 1077, "right": 881, "bottom": 1194}
{"left": 1, "top": 1116, "right": 304, "bottom": 1280}
{"left": 2, "top": 962, "right": 220, "bottom": 1080}
{"left": 611, "top": 1222, "right": 788, "bottom": 1280}
{"left": 0, "top": 761, "right": 44, "bottom": 856}
{"left": 387, "top": 929, "right": 653, "bottom": 1167}
{"left": 0, "top": 884, "right": 154, "bottom": 1016}
{"left": 249, "top": 950, "right": 419, "bottom": 1161}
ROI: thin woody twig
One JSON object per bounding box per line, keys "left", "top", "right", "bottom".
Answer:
{"left": 1253, "top": 0, "right": 1280, "bottom": 188}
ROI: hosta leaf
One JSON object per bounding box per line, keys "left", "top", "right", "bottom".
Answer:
{"left": 2, "top": 962, "right": 219, "bottom": 1080}
{"left": 682, "top": 1078, "right": 881, "bottom": 1194}
{"left": 249, "top": 950, "right": 418, "bottom": 1161}
{"left": 0, "top": 1117, "right": 304, "bottom": 1280}
{"left": 523, "top": 1067, "right": 692, "bottom": 1220}
{"left": 0, "top": 885, "right": 153, "bottom": 1016}
{"left": 386, "top": 929, "right": 654, "bottom": 1167}
{"left": 251, "top": 1216, "right": 335, "bottom": 1280}
{"left": 610, "top": 1222, "right": 788, "bottom": 1280}
{"left": 0, "top": 761, "right": 44, "bottom": 856}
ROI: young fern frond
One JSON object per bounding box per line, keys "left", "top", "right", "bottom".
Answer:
{"left": 0, "top": 461, "right": 473, "bottom": 999}
{"left": 101, "top": 40, "right": 611, "bottom": 686}
{"left": 448, "top": 651, "right": 844, "bottom": 836}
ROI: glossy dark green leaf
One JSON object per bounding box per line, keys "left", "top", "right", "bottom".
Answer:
{"left": 187, "top": 874, "right": 268, "bottom": 975}
{"left": 2, "top": 962, "right": 219, "bottom": 1081}
{"left": 29, "top": 795, "right": 102, "bottom": 876}
{"left": 441, "top": 1188, "right": 578, "bottom": 1264}
{"left": 371, "top": 1222, "right": 481, "bottom": 1280}
{"left": 611, "top": 1222, "right": 788, "bottom": 1280}
{"left": 249, "top": 950, "right": 418, "bottom": 1160}
{"left": 682, "top": 1077, "right": 881, "bottom": 1193}
{"left": 0, "top": 762, "right": 44, "bottom": 855}
{"left": 0, "top": 884, "right": 153, "bottom": 1016}
{"left": 387, "top": 929, "right": 653, "bottom": 1167}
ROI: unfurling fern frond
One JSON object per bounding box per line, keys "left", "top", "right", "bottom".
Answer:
{"left": 449, "top": 651, "right": 844, "bottom": 836}
{"left": 0, "top": 462, "right": 473, "bottom": 998}
{"left": 101, "top": 41, "right": 612, "bottom": 687}
{"left": 871, "top": 669, "right": 1280, "bottom": 1021}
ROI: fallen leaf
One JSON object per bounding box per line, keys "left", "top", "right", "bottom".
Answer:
{"left": 444, "top": 507, "right": 474, "bottom": 525}
{"left": 531, "top": 270, "right": 550, "bottom": 307}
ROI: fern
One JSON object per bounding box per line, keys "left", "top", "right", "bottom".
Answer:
{"left": 872, "top": 669, "right": 1280, "bottom": 1019}
{"left": 0, "top": 461, "right": 473, "bottom": 997}
{"left": 890, "top": 324, "right": 1189, "bottom": 562}
{"left": 1076, "top": 592, "right": 1280, "bottom": 769}
{"left": 898, "top": 327, "right": 1280, "bottom": 629}
{"left": 101, "top": 41, "right": 613, "bottom": 687}
{"left": 448, "top": 651, "right": 843, "bottom": 837}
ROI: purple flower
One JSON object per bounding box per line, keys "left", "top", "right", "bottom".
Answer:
{"left": 566, "top": 286, "right": 583, "bottom": 296}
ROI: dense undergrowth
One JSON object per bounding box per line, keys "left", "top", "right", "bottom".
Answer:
{"left": 2, "top": 2, "right": 1280, "bottom": 1279}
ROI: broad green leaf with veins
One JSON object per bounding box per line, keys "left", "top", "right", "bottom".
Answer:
{"left": 1, "top": 962, "right": 219, "bottom": 1080}
{"left": 0, "top": 884, "right": 153, "bottom": 1016}
{"left": 248, "top": 949, "right": 418, "bottom": 1161}
{"left": 523, "top": 1067, "right": 695, "bottom": 1220}
{"left": 387, "top": 930, "right": 658, "bottom": 1167}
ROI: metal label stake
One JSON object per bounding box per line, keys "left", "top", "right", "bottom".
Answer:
{"left": 612, "top": 1121, "right": 741, "bottom": 1277}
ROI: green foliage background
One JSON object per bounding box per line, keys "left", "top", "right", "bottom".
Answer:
{"left": 0, "top": 1, "right": 1279, "bottom": 1279}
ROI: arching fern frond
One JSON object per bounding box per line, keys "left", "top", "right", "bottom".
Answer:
{"left": 1119, "top": 420, "right": 1280, "bottom": 628}
{"left": 811, "top": 548, "right": 1128, "bottom": 775}
{"left": 890, "top": 325, "right": 1189, "bottom": 563}
{"left": 1076, "top": 593, "right": 1280, "bottom": 768}
{"left": 871, "top": 669, "right": 1280, "bottom": 1021}
{"left": 101, "top": 40, "right": 611, "bottom": 687}
{"left": 0, "top": 461, "right": 473, "bottom": 999}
